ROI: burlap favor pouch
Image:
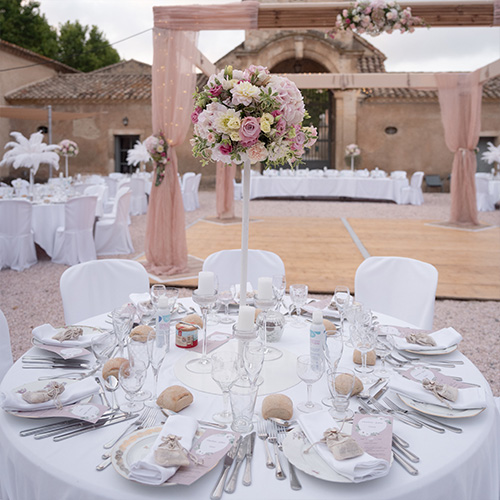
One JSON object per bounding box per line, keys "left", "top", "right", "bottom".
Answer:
{"left": 406, "top": 333, "right": 436, "bottom": 347}
{"left": 52, "top": 326, "right": 84, "bottom": 342}
{"left": 422, "top": 378, "right": 458, "bottom": 407}
{"left": 21, "top": 381, "right": 65, "bottom": 408}
{"left": 306, "top": 428, "right": 363, "bottom": 461}
{"left": 154, "top": 434, "right": 202, "bottom": 468}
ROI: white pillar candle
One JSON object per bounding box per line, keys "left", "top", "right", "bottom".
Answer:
{"left": 237, "top": 305, "right": 255, "bottom": 331}
{"left": 257, "top": 277, "right": 273, "bottom": 301}
{"left": 197, "top": 271, "right": 215, "bottom": 295}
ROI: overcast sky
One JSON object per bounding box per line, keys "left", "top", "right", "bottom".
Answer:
{"left": 37, "top": 0, "right": 500, "bottom": 73}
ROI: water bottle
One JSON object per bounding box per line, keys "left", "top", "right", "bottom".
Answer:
{"left": 310, "top": 310, "right": 325, "bottom": 370}
{"left": 155, "top": 296, "right": 171, "bottom": 353}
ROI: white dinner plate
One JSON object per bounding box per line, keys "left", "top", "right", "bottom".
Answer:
{"left": 403, "top": 344, "right": 458, "bottom": 356}
{"left": 398, "top": 394, "right": 485, "bottom": 419}
{"left": 33, "top": 325, "right": 103, "bottom": 348}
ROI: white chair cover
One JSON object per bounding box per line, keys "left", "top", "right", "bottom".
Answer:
{"left": 60, "top": 259, "right": 150, "bottom": 325}
{"left": 84, "top": 184, "right": 108, "bottom": 217}
{"left": 182, "top": 174, "right": 198, "bottom": 212}
{"left": 233, "top": 180, "right": 243, "bottom": 200}
{"left": 182, "top": 172, "right": 195, "bottom": 190}
{"left": 0, "top": 308, "right": 13, "bottom": 383}
{"left": 355, "top": 256, "right": 438, "bottom": 330}
{"left": 52, "top": 196, "right": 98, "bottom": 266}
{"left": 476, "top": 175, "right": 495, "bottom": 211}
{"left": 129, "top": 177, "right": 148, "bottom": 215}
{"left": 203, "top": 249, "right": 285, "bottom": 290}
{"left": 0, "top": 200, "right": 37, "bottom": 271}
{"left": 94, "top": 190, "right": 134, "bottom": 255}
{"left": 401, "top": 171, "right": 424, "bottom": 205}
{"left": 193, "top": 173, "right": 202, "bottom": 209}
{"left": 104, "top": 176, "right": 119, "bottom": 199}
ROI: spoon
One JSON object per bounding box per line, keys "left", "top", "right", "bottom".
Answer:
{"left": 268, "top": 417, "right": 297, "bottom": 428}
{"left": 103, "top": 375, "right": 119, "bottom": 410}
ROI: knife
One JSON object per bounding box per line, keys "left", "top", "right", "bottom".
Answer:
{"left": 242, "top": 431, "right": 256, "bottom": 486}
{"left": 224, "top": 435, "right": 248, "bottom": 493}
{"left": 211, "top": 436, "right": 242, "bottom": 500}
{"left": 368, "top": 383, "right": 389, "bottom": 404}
{"left": 392, "top": 447, "right": 419, "bottom": 475}
{"left": 23, "top": 356, "right": 88, "bottom": 364}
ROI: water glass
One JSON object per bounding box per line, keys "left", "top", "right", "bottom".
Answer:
{"left": 327, "top": 368, "right": 355, "bottom": 421}
{"left": 211, "top": 351, "right": 240, "bottom": 423}
{"left": 119, "top": 359, "right": 147, "bottom": 413}
{"left": 229, "top": 382, "right": 258, "bottom": 433}
{"left": 296, "top": 354, "right": 324, "bottom": 413}
{"left": 150, "top": 284, "right": 166, "bottom": 309}
{"left": 289, "top": 284, "right": 308, "bottom": 328}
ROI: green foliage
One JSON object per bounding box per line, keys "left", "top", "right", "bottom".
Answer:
{"left": 302, "top": 89, "right": 329, "bottom": 128}
{"left": 0, "top": 1, "right": 120, "bottom": 71}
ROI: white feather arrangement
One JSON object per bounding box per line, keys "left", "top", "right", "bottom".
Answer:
{"left": 127, "top": 140, "right": 152, "bottom": 167}
{"left": 0, "top": 131, "right": 60, "bottom": 174}
{"left": 481, "top": 142, "right": 500, "bottom": 165}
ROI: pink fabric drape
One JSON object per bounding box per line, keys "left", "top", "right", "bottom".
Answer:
{"left": 144, "top": 28, "right": 199, "bottom": 276}
{"left": 153, "top": 2, "right": 259, "bottom": 30}
{"left": 436, "top": 71, "right": 483, "bottom": 226}
{"left": 216, "top": 162, "right": 236, "bottom": 219}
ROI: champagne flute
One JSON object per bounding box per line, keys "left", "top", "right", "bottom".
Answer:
{"left": 111, "top": 304, "right": 135, "bottom": 356}
{"left": 211, "top": 351, "right": 239, "bottom": 423}
{"left": 289, "top": 284, "right": 308, "bottom": 328}
{"left": 374, "top": 333, "right": 392, "bottom": 378}
{"left": 272, "top": 274, "right": 286, "bottom": 312}
{"left": 118, "top": 359, "right": 147, "bottom": 413}
{"left": 127, "top": 338, "right": 152, "bottom": 401}
{"left": 327, "top": 368, "right": 355, "bottom": 421}
{"left": 218, "top": 282, "right": 235, "bottom": 324}
{"left": 333, "top": 286, "right": 351, "bottom": 341}
{"left": 296, "top": 354, "right": 324, "bottom": 413}
{"left": 146, "top": 329, "right": 169, "bottom": 406}
{"left": 243, "top": 340, "right": 265, "bottom": 386}
{"left": 321, "top": 331, "right": 344, "bottom": 406}
{"left": 351, "top": 321, "right": 377, "bottom": 397}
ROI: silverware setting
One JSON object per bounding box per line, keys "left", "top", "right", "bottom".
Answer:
{"left": 242, "top": 431, "right": 256, "bottom": 486}
{"left": 224, "top": 434, "right": 248, "bottom": 493}
{"left": 277, "top": 425, "right": 301, "bottom": 490}
{"left": 257, "top": 418, "right": 275, "bottom": 469}
{"left": 160, "top": 408, "right": 227, "bottom": 429}
{"left": 268, "top": 421, "right": 286, "bottom": 480}
{"left": 211, "top": 436, "right": 242, "bottom": 500}
{"left": 392, "top": 447, "right": 419, "bottom": 475}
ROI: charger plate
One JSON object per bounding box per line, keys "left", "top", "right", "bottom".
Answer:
{"left": 398, "top": 394, "right": 485, "bottom": 419}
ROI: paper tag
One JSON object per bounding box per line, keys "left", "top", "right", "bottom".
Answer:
{"left": 191, "top": 332, "right": 233, "bottom": 354}
{"left": 351, "top": 413, "right": 393, "bottom": 463}
{"left": 167, "top": 430, "right": 238, "bottom": 486}
{"left": 13, "top": 402, "right": 107, "bottom": 423}
{"left": 35, "top": 343, "right": 91, "bottom": 359}
{"left": 400, "top": 366, "right": 474, "bottom": 389}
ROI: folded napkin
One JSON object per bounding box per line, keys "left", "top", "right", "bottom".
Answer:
{"left": 129, "top": 414, "right": 198, "bottom": 485}
{"left": 392, "top": 327, "right": 463, "bottom": 352}
{"left": 129, "top": 293, "right": 151, "bottom": 308}
{"left": 298, "top": 411, "right": 390, "bottom": 483}
{"left": 0, "top": 377, "right": 99, "bottom": 412}
{"left": 390, "top": 373, "right": 486, "bottom": 410}
{"left": 303, "top": 298, "right": 339, "bottom": 319}
{"left": 33, "top": 324, "right": 97, "bottom": 347}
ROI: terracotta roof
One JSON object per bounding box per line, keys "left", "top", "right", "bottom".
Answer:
{"left": 0, "top": 39, "right": 78, "bottom": 74}
{"left": 357, "top": 55, "right": 386, "bottom": 73}
{"left": 6, "top": 73, "right": 151, "bottom": 103}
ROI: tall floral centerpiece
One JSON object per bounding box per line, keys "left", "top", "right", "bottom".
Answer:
{"left": 345, "top": 143, "right": 361, "bottom": 172}
{"left": 127, "top": 140, "right": 152, "bottom": 173}
{"left": 192, "top": 65, "right": 317, "bottom": 303}
{"left": 58, "top": 139, "right": 79, "bottom": 178}
{"left": 144, "top": 132, "right": 170, "bottom": 186}
{"left": 0, "top": 131, "right": 59, "bottom": 197}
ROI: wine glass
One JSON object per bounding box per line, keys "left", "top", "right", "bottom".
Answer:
{"left": 327, "top": 367, "right": 355, "bottom": 421}
{"left": 118, "top": 359, "right": 147, "bottom": 413}
{"left": 90, "top": 332, "right": 116, "bottom": 369}
{"left": 218, "top": 282, "right": 235, "bottom": 324}
{"left": 272, "top": 274, "right": 286, "bottom": 312}
{"left": 351, "top": 321, "right": 377, "bottom": 397}
{"left": 333, "top": 286, "right": 351, "bottom": 341}
{"left": 243, "top": 340, "right": 265, "bottom": 386}
{"left": 146, "top": 329, "right": 169, "bottom": 406}
{"left": 111, "top": 304, "right": 135, "bottom": 355}
{"left": 127, "top": 338, "right": 152, "bottom": 401}
{"left": 211, "top": 351, "right": 239, "bottom": 423}
{"left": 289, "top": 284, "right": 308, "bottom": 328}
{"left": 296, "top": 354, "right": 324, "bottom": 413}
{"left": 374, "top": 333, "right": 392, "bottom": 378}
{"left": 321, "top": 331, "right": 344, "bottom": 406}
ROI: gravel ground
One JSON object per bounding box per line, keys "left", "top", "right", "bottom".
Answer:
{"left": 1, "top": 191, "right": 499, "bottom": 394}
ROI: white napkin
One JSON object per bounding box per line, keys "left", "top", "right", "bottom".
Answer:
{"left": 298, "top": 411, "right": 390, "bottom": 483}
{"left": 129, "top": 414, "right": 198, "bottom": 485}
{"left": 0, "top": 377, "right": 99, "bottom": 412}
{"left": 390, "top": 373, "right": 487, "bottom": 409}
{"left": 129, "top": 293, "right": 151, "bottom": 308}
{"left": 302, "top": 298, "right": 339, "bottom": 319}
{"left": 392, "top": 327, "right": 463, "bottom": 352}
{"left": 32, "top": 324, "right": 97, "bottom": 347}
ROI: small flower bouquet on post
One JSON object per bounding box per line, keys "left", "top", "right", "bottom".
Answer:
{"left": 58, "top": 139, "right": 79, "bottom": 178}
{"left": 144, "top": 132, "right": 170, "bottom": 186}
{"left": 191, "top": 65, "right": 317, "bottom": 168}
{"left": 345, "top": 143, "right": 361, "bottom": 171}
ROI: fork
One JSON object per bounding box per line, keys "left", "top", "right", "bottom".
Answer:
{"left": 257, "top": 419, "right": 275, "bottom": 469}
{"left": 277, "top": 426, "right": 301, "bottom": 490}
{"left": 268, "top": 421, "right": 286, "bottom": 480}
{"left": 358, "top": 399, "right": 422, "bottom": 428}
{"left": 103, "top": 406, "right": 154, "bottom": 449}
{"left": 379, "top": 399, "right": 445, "bottom": 433}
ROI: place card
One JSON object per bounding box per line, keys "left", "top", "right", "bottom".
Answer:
{"left": 351, "top": 413, "right": 393, "bottom": 463}
{"left": 34, "top": 343, "right": 91, "bottom": 360}
{"left": 399, "top": 366, "right": 476, "bottom": 389}
{"left": 167, "top": 429, "right": 239, "bottom": 486}
{"left": 377, "top": 325, "right": 429, "bottom": 337}
{"left": 13, "top": 402, "right": 107, "bottom": 423}
{"left": 190, "top": 332, "right": 233, "bottom": 354}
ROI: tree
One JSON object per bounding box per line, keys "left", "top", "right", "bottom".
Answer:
{"left": 0, "top": 0, "right": 58, "bottom": 59}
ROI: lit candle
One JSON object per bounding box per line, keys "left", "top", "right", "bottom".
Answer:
{"left": 197, "top": 271, "right": 215, "bottom": 295}
{"left": 257, "top": 277, "right": 273, "bottom": 301}
{"left": 237, "top": 305, "right": 255, "bottom": 331}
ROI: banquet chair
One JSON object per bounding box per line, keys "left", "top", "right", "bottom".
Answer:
{"left": 129, "top": 177, "right": 148, "bottom": 215}
{"left": 94, "top": 190, "right": 134, "bottom": 255}
{"left": 52, "top": 196, "right": 98, "bottom": 266}
{"left": 203, "top": 249, "right": 285, "bottom": 290}
{"left": 101, "top": 186, "right": 131, "bottom": 224}
{"left": 0, "top": 308, "right": 13, "bottom": 382}
{"left": 354, "top": 256, "right": 438, "bottom": 331}
{"left": 475, "top": 175, "right": 495, "bottom": 212}
{"left": 84, "top": 184, "right": 108, "bottom": 217}
{"left": 400, "top": 171, "right": 424, "bottom": 205}
{"left": 193, "top": 173, "right": 202, "bottom": 209}
{"left": 182, "top": 174, "right": 198, "bottom": 211}
{"left": 0, "top": 199, "right": 37, "bottom": 271}
{"left": 60, "top": 259, "right": 150, "bottom": 325}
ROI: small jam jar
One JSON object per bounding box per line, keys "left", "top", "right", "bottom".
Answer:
{"left": 175, "top": 323, "right": 198, "bottom": 348}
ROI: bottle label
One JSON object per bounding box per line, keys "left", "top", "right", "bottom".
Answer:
{"left": 310, "top": 325, "right": 325, "bottom": 370}
{"left": 156, "top": 313, "right": 171, "bottom": 351}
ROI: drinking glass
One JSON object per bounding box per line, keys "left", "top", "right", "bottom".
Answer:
{"left": 163, "top": 287, "right": 179, "bottom": 312}
{"left": 127, "top": 338, "right": 152, "bottom": 401}
{"left": 111, "top": 304, "right": 135, "bottom": 355}
{"left": 321, "top": 332, "right": 344, "bottom": 406}
{"left": 243, "top": 340, "right": 265, "bottom": 386}
{"left": 119, "top": 359, "right": 147, "bottom": 413}
{"left": 146, "top": 329, "right": 169, "bottom": 406}
{"left": 296, "top": 354, "right": 324, "bottom": 413}
{"left": 211, "top": 351, "right": 240, "bottom": 423}
{"left": 229, "top": 382, "right": 258, "bottom": 433}
{"left": 90, "top": 332, "right": 116, "bottom": 369}
{"left": 218, "top": 282, "right": 235, "bottom": 324}
{"left": 137, "top": 299, "right": 155, "bottom": 326}
{"left": 343, "top": 300, "right": 363, "bottom": 348}
{"left": 334, "top": 286, "right": 351, "bottom": 342}
{"left": 289, "top": 284, "right": 308, "bottom": 328}
{"left": 351, "top": 322, "right": 377, "bottom": 397}
{"left": 150, "top": 284, "right": 166, "bottom": 310}
{"left": 374, "top": 334, "right": 392, "bottom": 378}
{"left": 327, "top": 368, "right": 355, "bottom": 421}
{"left": 272, "top": 274, "right": 286, "bottom": 312}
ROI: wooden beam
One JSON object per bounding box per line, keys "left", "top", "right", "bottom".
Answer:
{"left": 258, "top": 1, "right": 496, "bottom": 29}
{"left": 194, "top": 47, "right": 216, "bottom": 77}
{"left": 478, "top": 58, "right": 500, "bottom": 83}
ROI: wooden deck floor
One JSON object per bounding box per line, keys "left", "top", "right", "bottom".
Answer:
{"left": 163, "top": 216, "right": 500, "bottom": 300}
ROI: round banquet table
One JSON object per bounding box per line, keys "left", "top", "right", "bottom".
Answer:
{"left": 31, "top": 202, "right": 66, "bottom": 257}
{"left": 1, "top": 298, "right": 499, "bottom": 500}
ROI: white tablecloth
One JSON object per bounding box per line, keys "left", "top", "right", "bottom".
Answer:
{"left": 31, "top": 203, "right": 65, "bottom": 257}
{"left": 248, "top": 177, "right": 409, "bottom": 203}
{"left": 489, "top": 179, "right": 500, "bottom": 203}
{"left": 0, "top": 299, "right": 499, "bottom": 500}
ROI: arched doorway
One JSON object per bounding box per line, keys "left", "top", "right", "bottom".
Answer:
{"left": 271, "top": 58, "right": 335, "bottom": 169}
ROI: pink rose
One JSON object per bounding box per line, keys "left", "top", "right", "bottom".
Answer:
{"left": 240, "top": 137, "right": 259, "bottom": 148}
{"left": 219, "top": 143, "right": 232, "bottom": 155}
{"left": 191, "top": 107, "right": 202, "bottom": 124}
{"left": 239, "top": 117, "right": 261, "bottom": 143}
{"left": 247, "top": 142, "right": 268, "bottom": 164}
{"left": 275, "top": 119, "right": 286, "bottom": 137}
{"left": 294, "top": 131, "right": 306, "bottom": 146}
{"left": 271, "top": 110, "right": 281, "bottom": 118}
{"left": 209, "top": 85, "right": 223, "bottom": 97}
